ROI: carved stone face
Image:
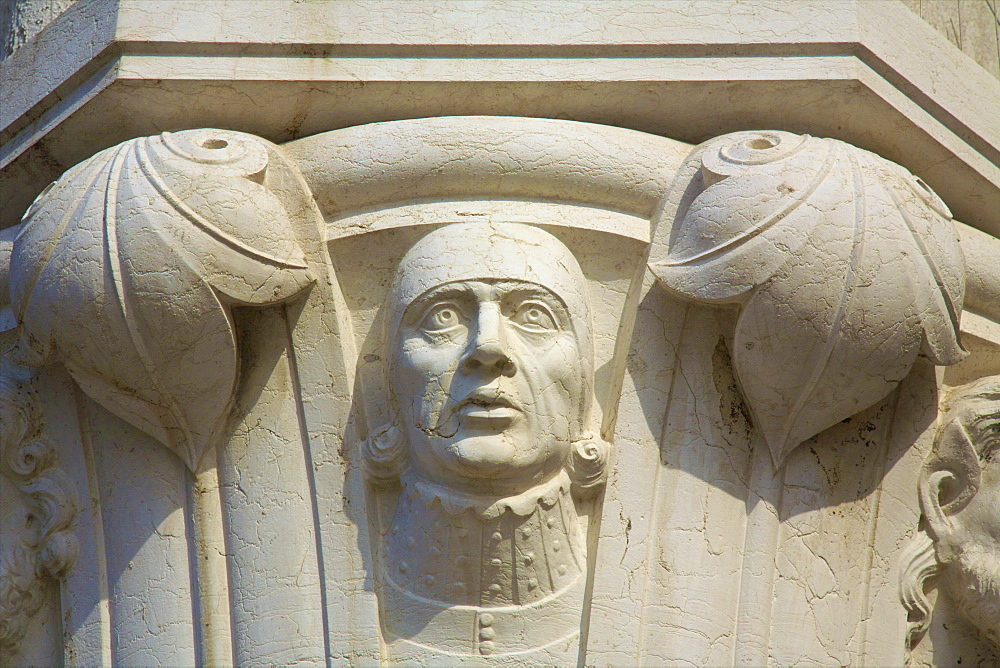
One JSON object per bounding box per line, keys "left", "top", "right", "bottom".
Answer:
{"left": 918, "top": 378, "right": 1000, "bottom": 647}
{"left": 939, "top": 448, "right": 1000, "bottom": 646}
{"left": 387, "top": 223, "right": 592, "bottom": 495}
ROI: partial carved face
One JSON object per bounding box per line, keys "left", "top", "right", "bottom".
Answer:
{"left": 387, "top": 223, "right": 592, "bottom": 495}
{"left": 920, "top": 377, "right": 1000, "bottom": 646}
{"left": 940, "top": 533, "right": 1000, "bottom": 647}
{"left": 939, "top": 443, "right": 1000, "bottom": 645}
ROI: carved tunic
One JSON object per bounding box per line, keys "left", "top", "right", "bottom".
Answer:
{"left": 380, "top": 470, "right": 585, "bottom": 657}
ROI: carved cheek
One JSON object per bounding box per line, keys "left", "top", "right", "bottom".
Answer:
{"left": 960, "top": 467, "right": 1000, "bottom": 545}
{"left": 515, "top": 333, "right": 582, "bottom": 438}
{"left": 396, "top": 336, "right": 463, "bottom": 426}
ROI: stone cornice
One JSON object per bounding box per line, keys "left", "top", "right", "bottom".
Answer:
{"left": 1, "top": 1, "right": 999, "bottom": 239}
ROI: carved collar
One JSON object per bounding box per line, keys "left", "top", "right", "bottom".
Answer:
{"left": 399, "top": 468, "right": 572, "bottom": 520}
{"left": 383, "top": 468, "right": 585, "bottom": 608}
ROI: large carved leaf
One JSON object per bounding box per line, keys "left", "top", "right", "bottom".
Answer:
{"left": 649, "top": 131, "right": 965, "bottom": 467}
{"left": 8, "top": 129, "right": 314, "bottom": 470}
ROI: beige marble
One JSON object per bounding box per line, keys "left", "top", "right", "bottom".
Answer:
{"left": 1, "top": 3, "right": 1000, "bottom": 667}
{"left": 2, "top": 1, "right": 999, "bottom": 239}
{"left": 901, "top": 374, "right": 1000, "bottom": 665}
{"left": 0, "top": 114, "right": 992, "bottom": 666}
{"left": 0, "top": 0, "right": 75, "bottom": 59}
{"left": 901, "top": 0, "right": 1000, "bottom": 80}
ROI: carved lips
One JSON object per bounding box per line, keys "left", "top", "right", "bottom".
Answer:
{"left": 455, "top": 390, "right": 521, "bottom": 424}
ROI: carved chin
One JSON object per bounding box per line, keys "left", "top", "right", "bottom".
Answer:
{"left": 447, "top": 435, "right": 518, "bottom": 474}
{"left": 419, "top": 432, "right": 565, "bottom": 488}
{"left": 943, "top": 541, "right": 1000, "bottom": 647}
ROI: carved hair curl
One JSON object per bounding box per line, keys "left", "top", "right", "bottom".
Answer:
{"left": 0, "top": 378, "right": 79, "bottom": 656}
{"left": 361, "top": 423, "right": 611, "bottom": 498}
{"left": 898, "top": 529, "right": 940, "bottom": 653}
{"left": 567, "top": 435, "right": 611, "bottom": 497}
{"left": 360, "top": 424, "right": 407, "bottom": 485}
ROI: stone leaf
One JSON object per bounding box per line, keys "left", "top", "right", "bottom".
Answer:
{"left": 0, "top": 376, "right": 78, "bottom": 657}
{"left": 8, "top": 130, "right": 314, "bottom": 470}
{"left": 650, "top": 131, "right": 965, "bottom": 467}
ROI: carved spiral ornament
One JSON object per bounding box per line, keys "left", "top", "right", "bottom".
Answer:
{"left": 567, "top": 435, "right": 611, "bottom": 495}
{"left": 0, "top": 115, "right": 985, "bottom": 663}
{"left": 0, "top": 377, "right": 78, "bottom": 656}
{"left": 361, "top": 424, "right": 408, "bottom": 484}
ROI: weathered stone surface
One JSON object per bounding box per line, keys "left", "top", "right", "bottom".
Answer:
{"left": 1, "top": 3, "right": 999, "bottom": 666}
{"left": 901, "top": 374, "right": 1000, "bottom": 665}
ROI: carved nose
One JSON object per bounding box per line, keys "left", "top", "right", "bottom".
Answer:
{"left": 464, "top": 340, "right": 514, "bottom": 375}
{"left": 461, "top": 306, "right": 516, "bottom": 377}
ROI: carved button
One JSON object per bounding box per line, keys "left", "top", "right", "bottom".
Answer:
{"left": 546, "top": 517, "right": 556, "bottom": 528}
{"left": 492, "top": 531, "right": 502, "bottom": 541}
{"left": 527, "top": 578, "right": 538, "bottom": 590}
{"left": 423, "top": 575, "right": 435, "bottom": 586}
{"left": 479, "top": 613, "right": 494, "bottom": 627}
{"left": 552, "top": 540, "right": 561, "bottom": 552}
{"left": 399, "top": 562, "right": 409, "bottom": 573}
{"left": 523, "top": 552, "right": 534, "bottom": 566}
{"left": 479, "top": 627, "right": 496, "bottom": 641}
{"left": 406, "top": 537, "right": 416, "bottom": 548}
{"left": 456, "top": 555, "right": 468, "bottom": 566}
{"left": 558, "top": 564, "right": 567, "bottom": 576}
{"left": 429, "top": 546, "right": 441, "bottom": 557}
{"left": 452, "top": 582, "right": 466, "bottom": 592}
{"left": 521, "top": 527, "right": 532, "bottom": 538}
{"left": 457, "top": 528, "right": 469, "bottom": 539}
{"left": 490, "top": 558, "right": 502, "bottom": 567}
{"left": 489, "top": 583, "right": 502, "bottom": 593}
{"left": 479, "top": 641, "right": 495, "bottom": 655}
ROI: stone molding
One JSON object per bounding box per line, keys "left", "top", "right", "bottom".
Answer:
{"left": 1, "top": 2, "right": 999, "bottom": 236}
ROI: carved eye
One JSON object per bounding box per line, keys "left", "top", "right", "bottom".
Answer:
{"left": 982, "top": 421, "right": 1000, "bottom": 463}
{"left": 511, "top": 302, "right": 557, "bottom": 332}
{"left": 420, "top": 302, "right": 466, "bottom": 333}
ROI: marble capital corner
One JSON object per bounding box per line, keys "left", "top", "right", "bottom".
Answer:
{"left": 650, "top": 130, "right": 967, "bottom": 467}
{"left": 4, "top": 128, "right": 319, "bottom": 470}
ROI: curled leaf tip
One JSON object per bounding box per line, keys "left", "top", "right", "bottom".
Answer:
{"left": 651, "top": 131, "right": 966, "bottom": 467}
{"left": 10, "top": 129, "right": 317, "bottom": 470}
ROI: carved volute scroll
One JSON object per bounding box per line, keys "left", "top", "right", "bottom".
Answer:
{"left": 7, "top": 130, "right": 316, "bottom": 470}
{"left": 900, "top": 375, "right": 1000, "bottom": 659}
{"left": 0, "top": 376, "right": 78, "bottom": 658}
{"left": 361, "top": 222, "right": 610, "bottom": 659}
{"left": 649, "top": 131, "right": 967, "bottom": 467}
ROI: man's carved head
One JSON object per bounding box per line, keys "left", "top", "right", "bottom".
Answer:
{"left": 900, "top": 374, "right": 1000, "bottom": 651}
{"left": 363, "top": 222, "right": 607, "bottom": 496}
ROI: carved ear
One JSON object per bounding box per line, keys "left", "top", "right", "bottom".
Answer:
{"left": 919, "top": 418, "right": 981, "bottom": 544}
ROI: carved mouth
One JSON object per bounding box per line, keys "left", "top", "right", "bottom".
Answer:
{"left": 456, "top": 391, "right": 520, "bottom": 421}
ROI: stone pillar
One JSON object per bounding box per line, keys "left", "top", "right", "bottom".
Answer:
{"left": 2, "top": 3, "right": 999, "bottom": 665}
